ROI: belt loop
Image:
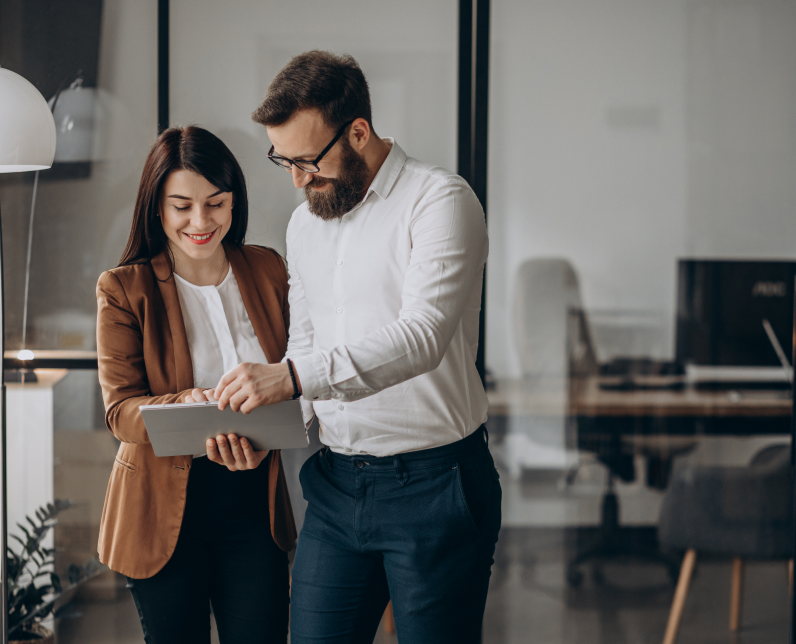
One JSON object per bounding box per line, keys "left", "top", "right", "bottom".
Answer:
{"left": 323, "top": 446, "right": 334, "bottom": 470}
{"left": 482, "top": 424, "right": 489, "bottom": 446}
{"left": 393, "top": 455, "right": 408, "bottom": 486}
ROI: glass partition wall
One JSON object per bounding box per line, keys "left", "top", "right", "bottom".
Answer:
{"left": 168, "top": 0, "right": 460, "bottom": 541}
{"left": 2, "top": 1, "right": 461, "bottom": 642}
{"left": 1, "top": 0, "right": 157, "bottom": 641}
{"left": 486, "top": 1, "right": 796, "bottom": 642}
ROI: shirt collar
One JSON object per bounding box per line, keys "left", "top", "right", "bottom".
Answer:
{"left": 365, "top": 138, "right": 406, "bottom": 201}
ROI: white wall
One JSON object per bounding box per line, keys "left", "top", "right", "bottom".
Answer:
{"left": 487, "top": 0, "right": 796, "bottom": 379}
{"left": 169, "top": 0, "right": 458, "bottom": 255}
{"left": 685, "top": 0, "right": 796, "bottom": 258}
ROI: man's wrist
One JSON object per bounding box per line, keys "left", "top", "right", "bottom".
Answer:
{"left": 293, "top": 364, "right": 303, "bottom": 393}
{"left": 285, "top": 359, "right": 302, "bottom": 400}
{"left": 289, "top": 353, "right": 329, "bottom": 401}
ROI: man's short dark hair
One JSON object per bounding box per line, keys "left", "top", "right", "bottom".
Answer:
{"left": 252, "top": 50, "right": 373, "bottom": 131}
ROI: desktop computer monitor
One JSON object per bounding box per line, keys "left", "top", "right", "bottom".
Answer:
{"left": 676, "top": 259, "right": 796, "bottom": 367}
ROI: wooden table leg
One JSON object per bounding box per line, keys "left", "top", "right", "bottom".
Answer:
{"left": 383, "top": 600, "right": 396, "bottom": 634}
{"left": 663, "top": 549, "right": 697, "bottom": 644}
{"left": 729, "top": 558, "right": 744, "bottom": 632}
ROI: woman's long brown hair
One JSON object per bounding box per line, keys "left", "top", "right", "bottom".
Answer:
{"left": 118, "top": 125, "right": 249, "bottom": 270}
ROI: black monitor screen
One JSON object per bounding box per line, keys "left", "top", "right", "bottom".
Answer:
{"left": 676, "top": 259, "right": 796, "bottom": 367}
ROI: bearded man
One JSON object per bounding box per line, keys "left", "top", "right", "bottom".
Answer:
{"left": 211, "top": 50, "right": 501, "bottom": 644}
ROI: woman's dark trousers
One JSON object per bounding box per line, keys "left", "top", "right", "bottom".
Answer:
{"left": 125, "top": 456, "right": 289, "bottom": 644}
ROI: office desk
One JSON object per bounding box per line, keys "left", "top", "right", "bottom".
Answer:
{"left": 488, "top": 377, "right": 792, "bottom": 436}
{"left": 572, "top": 377, "right": 791, "bottom": 437}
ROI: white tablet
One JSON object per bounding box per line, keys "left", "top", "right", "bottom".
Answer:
{"left": 139, "top": 399, "right": 308, "bottom": 457}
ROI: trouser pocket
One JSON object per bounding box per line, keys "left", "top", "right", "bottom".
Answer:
{"left": 455, "top": 455, "right": 502, "bottom": 537}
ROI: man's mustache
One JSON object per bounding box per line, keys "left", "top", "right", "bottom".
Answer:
{"left": 307, "top": 176, "right": 333, "bottom": 188}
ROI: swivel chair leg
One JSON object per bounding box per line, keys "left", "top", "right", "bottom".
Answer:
{"left": 663, "top": 549, "right": 697, "bottom": 644}
{"left": 566, "top": 473, "right": 680, "bottom": 587}
{"left": 729, "top": 558, "right": 744, "bottom": 632}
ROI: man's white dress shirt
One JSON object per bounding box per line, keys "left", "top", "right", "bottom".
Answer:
{"left": 286, "top": 140, "right": 488, "bottom": 457}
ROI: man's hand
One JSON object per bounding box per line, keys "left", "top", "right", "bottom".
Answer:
{"left": 206, "top": 433, "right": 269, "bottom": 471}
{"left": 212, "top": 362, "right": 296, "bottom": 413}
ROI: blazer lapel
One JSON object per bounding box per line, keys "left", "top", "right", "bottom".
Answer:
{"left": 151, "top": 252, "right": 194, "bottom": 391}
{"left": 226, "top": 244, "right": 281, "bottom": 364}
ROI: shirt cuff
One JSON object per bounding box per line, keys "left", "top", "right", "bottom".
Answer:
{"left": 299, "top": 399, "right": 315, "bottom": 429}
{"left": 291, "top": 353, "right": 331, "bottom": 401}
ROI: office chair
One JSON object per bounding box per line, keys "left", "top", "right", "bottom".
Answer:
{"left": 565, "top": 308, "right": 682, "bottom": 587}
{"left": 513, "top": 258, "right": 581, "bottom": 382}
{"left": 658, "top": 443, "right": 793, "bottom": 644}
{"left": 502, "top": 259, "right": 583, "bottom": 475}
{"left": 511, "top": 259, "right": 683, "bottom": 587}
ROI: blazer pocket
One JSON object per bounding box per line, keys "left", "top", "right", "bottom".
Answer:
{"left": 114, "top": 456, "right": 137, "bottom": 474}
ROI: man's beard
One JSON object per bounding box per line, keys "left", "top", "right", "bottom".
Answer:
{"left": 303, "top": 137, "right": 371, "bottom": 221}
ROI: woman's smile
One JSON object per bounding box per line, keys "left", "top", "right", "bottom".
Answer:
{"left": 183, "top": 228, "right": 218, "bottom": 245}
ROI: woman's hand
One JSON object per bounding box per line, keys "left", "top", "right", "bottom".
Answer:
{"left": 183, "top": 388, "right": 215, "bottom": 403}
{"left": 206, "top": 433, "right": 269, "bottom": 471}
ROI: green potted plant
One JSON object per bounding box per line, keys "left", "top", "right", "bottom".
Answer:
{"left": 7, "top": 500, "right": 102, "bottom": 643}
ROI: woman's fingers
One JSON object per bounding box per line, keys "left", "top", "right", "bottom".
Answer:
{"left": 239, "top": 438, "right": 268, "bottom": 469}
{"left": 240, "top": 437, "right": 259, "bottom": 468}
{"left": 215, "top": 434, "right": 237, "bottom": 470}
{"left": 206, "top": 438, "right": 223, "bottom": 464}
{"left": 206, "top": 434, "right": 265, "bottom": 470}
{"left": 227, "top": 434, "right": 245, "bottom": 464}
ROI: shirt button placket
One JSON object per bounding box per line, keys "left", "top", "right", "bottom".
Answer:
{"left": 333, "top": 215, "right": 350, "bottom": 448}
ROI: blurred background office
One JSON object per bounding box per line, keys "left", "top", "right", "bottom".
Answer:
{"left": 1, "top": 0, "right": 795, "bottom": 642}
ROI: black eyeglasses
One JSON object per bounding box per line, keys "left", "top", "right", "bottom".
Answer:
{"left": 267, "top": 119, "right": 355, "bottom": 173}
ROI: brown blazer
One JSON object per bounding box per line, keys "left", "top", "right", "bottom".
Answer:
{"left": 96, "top": 243, "right": 297, "bottom": 579}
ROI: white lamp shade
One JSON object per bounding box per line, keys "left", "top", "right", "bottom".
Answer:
{"left": 0, "top": 67, "right": 56, "bottom": 173}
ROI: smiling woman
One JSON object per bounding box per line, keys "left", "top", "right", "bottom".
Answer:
{"left": 118, "top": 125, "right": 248, "bottom": 273}
{"left": 94, "top": 125, "right": 296, "bottom": 643}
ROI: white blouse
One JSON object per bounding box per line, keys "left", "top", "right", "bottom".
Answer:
{"left": 174, "top": 266, "right": 268, "bottom": 391}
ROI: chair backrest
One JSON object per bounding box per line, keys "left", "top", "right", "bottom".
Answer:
{"left": 513, "top": 258, "right": 582, "bottom": 380}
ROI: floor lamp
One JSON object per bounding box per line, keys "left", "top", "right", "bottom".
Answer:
{"left": 0, "top": 66, "right": 57, "bottom": 644}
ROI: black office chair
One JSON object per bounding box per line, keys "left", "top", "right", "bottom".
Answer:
{"left": 564, "top": 308, "right": 684, "bottom": 587}
{"left": 658, "top": 443, "right": 793, "bottom": 644}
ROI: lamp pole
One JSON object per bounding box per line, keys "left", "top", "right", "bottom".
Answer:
{"left": 1, "top": 200, "right": 7, "bottom": 644}
{"left": 790, "top": 276, "right": 796, "bottom": 644}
